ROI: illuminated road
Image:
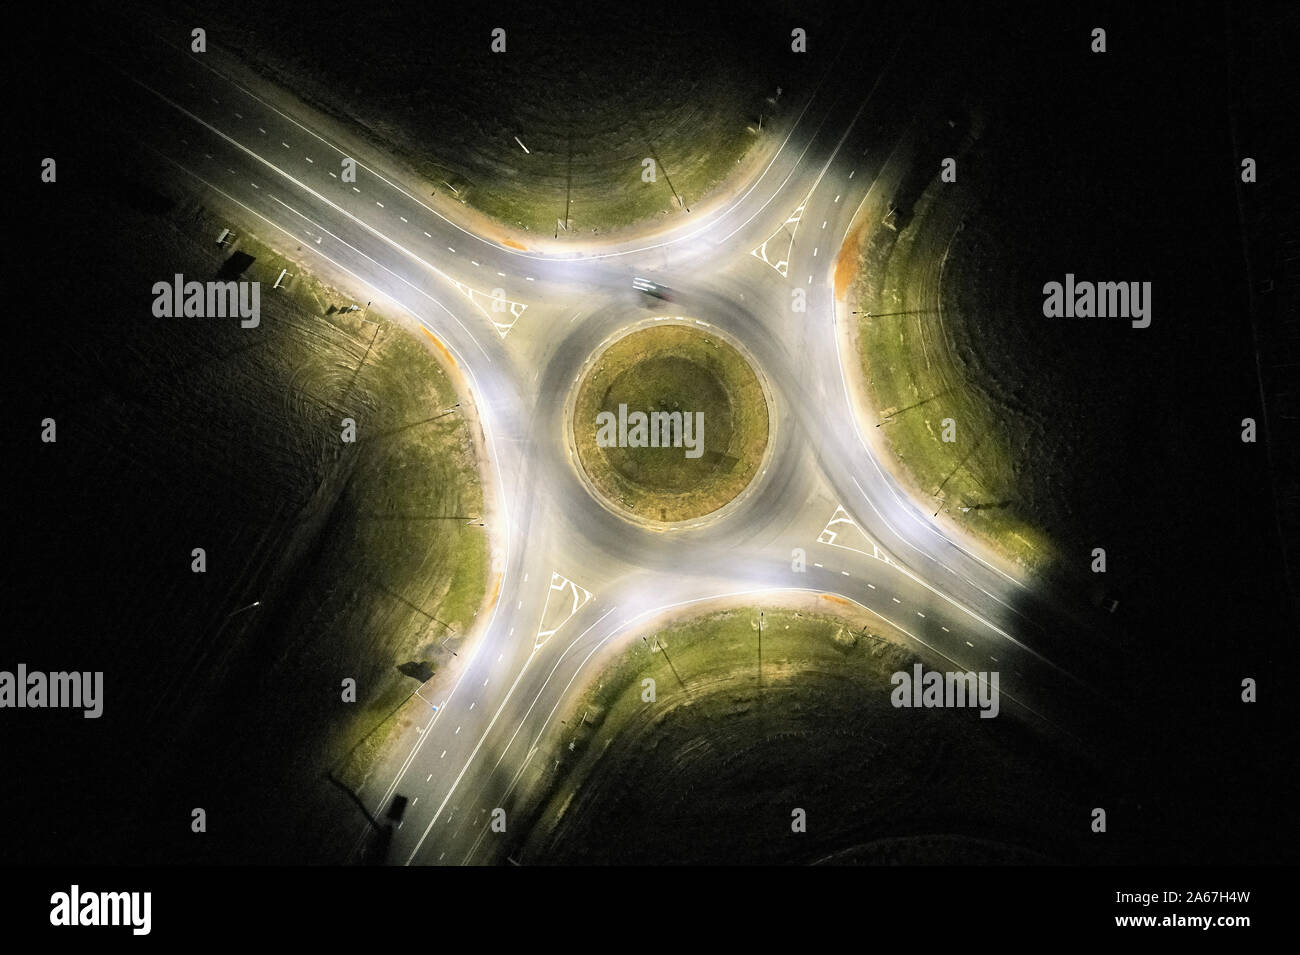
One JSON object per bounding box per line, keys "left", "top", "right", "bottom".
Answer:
{"left": 95, "top": 19, "right": 1115, "bottom": 865}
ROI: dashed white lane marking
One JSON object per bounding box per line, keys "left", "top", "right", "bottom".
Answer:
{"left": 425, "top": 231, "right": 432, "bottom": 237}
{"left": 834, "top": 194, "right": 840, "bottom": 202}
{"left": 469, "top": 702, "right": 475, "bottom": 710}
{"left": 426, "top": 774, "right": 432, "bottom": 782}
{"left": 305, "top": 156, "right": 313, "bottom": 163}
{"left": 400, "top": 216, "right": 407, "bottom": 222}
{"left": 841, "top": 570, "right": 850, "bottom": 576}
{"left": 376, "top": 201, "right": 384, "bottom": 208}
{"left": 454, "top": 726, "right": 461, "bottom": 735}
{"left": 814, "top": 562, "right": 823, "bottom": 568}
{"left": 867, "top": 583, "right": 876, "bottom": 589}
{"left": 966, "top": 641, "right": 975, "bottom": 648}
{"left": 822, "top": 220, "right": 827, "bottom": 228}
{"left": 916, "top": 611, "right": 926, "bottom": 618}
{"left": 234, "top": 112, "right": 242, "bottom": 119}
{"left": 483, "top": 678, "right": 489, "bottom": 686}
{"left": 448, "top": 246, "right": 456, "bottom": 252}
{"left": 849, "top": 169, "right": 856, "bottom": 179}
{"left": 329, "top": 171, "right": 337, "bottom": 178}
{"left": 525, "top": 276, "right": 535, "bottom": 281}
{"left": 257, "top": 127, "right": 266, "bottom": 134}
{"left": 251, "top": 183, "right": 259, "bottom": 189}
{"left": 412, "top": 798, "right": 419, "bottom": 806}
{"left": 471, "top": 260, "right": 481, "bottom": 266}
{"left": 891, "top": 596, "right": 901, "bottom": 603}
{"left": 440, "top": 750, "right": 446, "bottom": 758}
{"left": 941, "top": 626, "right": 950, "bottom": 632}
{"left": 352, "top": 186, "right": 360, "bottom": 193}
{"left": 281, "top": 141, "right": 291, "bottom": 148}
{"left": 813, "top": 247, "right": 819, "bottom": 256}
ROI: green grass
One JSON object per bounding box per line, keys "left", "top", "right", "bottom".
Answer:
{"left": 849, "top": 157, "right": 1061, "bottom": 578}
{"left": 518, "top": 605, "right": 1102, "bottom": 865}
{"left": 573, "top": 325, "right": 768, "bottom": 522}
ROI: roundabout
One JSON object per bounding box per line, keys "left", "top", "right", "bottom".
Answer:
{"left": 567, "top": 320, "right": 772, "bottom": 526}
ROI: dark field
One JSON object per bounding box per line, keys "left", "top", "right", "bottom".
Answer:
{"left": 155, "top": 0, "right": 837, "bottom": 235}
{"left": 9, "top": 116, "right": 487, "bottom": 863}
{"left": 521, "top": 606, "right": 1117, "bottom": 865}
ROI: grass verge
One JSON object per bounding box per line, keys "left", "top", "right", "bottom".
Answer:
{"left": 573, "top": 325, "right": 769, "bottom": 522}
